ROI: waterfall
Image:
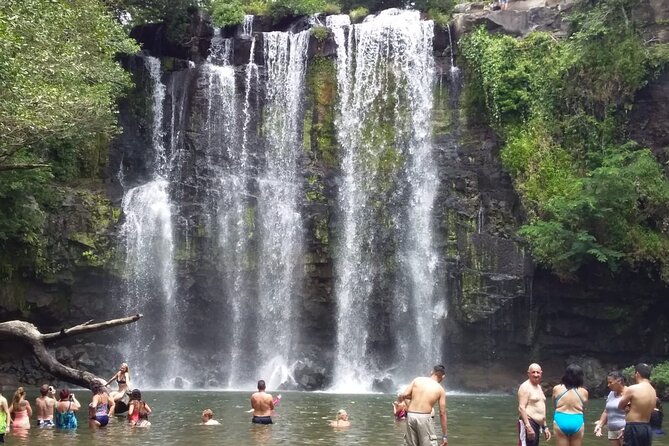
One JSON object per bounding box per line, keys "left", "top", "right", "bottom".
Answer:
{"left": 242, "top": 15, "right": 254, "bottom": 37}
{"left": 121, "top": 55, "right": 180, "bottom": 387}
{"left": 330, "top": 10, "right": 442, "bottom": 391}
{"left": 255, "top": 30, "right": 310, "bottom": 389}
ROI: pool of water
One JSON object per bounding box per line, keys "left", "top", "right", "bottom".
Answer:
{"left": 4, "top": 391, "right": 667, "bottom": 445}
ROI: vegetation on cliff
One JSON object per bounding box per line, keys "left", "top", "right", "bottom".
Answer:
{"left": 0, "top": 0, "right": 138, "bottom": 280}
{"left": 460, "top": 0, "right": 669, "bottom": 281}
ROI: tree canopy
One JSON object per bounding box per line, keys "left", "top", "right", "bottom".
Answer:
{"left": 460, "top": 0, "right": 669, "bottom": 280}
{"left": 0, "top": 0, "right": 138, "bottom": 279}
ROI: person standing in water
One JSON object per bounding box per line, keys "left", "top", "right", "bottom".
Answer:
{"left": 250, "top": 380, "right": 274, "bottom": 425}
{"left": 89, "top": 383, "right": 114, "bottom": 427}
{"left": 518, "top": 363, "right": 551, "bottom": 446}
{"left": 552, "top": 364, "right": 589, "bottom": 446}
{"left": 35, "top": 384, "right": 56, "bottom": 427}
{"left": 595, "top": 370, "right": 627, "bottom": 446}
{"left": 0, "top": 391, "right": 11, "bottom": 443}
{"left": 618, "top": 363, "right": 657, "bottom": 446}
{"left": 397, "top": 365, "right": 448, "bottom": 446}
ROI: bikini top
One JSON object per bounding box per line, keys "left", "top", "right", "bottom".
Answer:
{"left": 555, "top": 387, "right": 585, "bottom": 408}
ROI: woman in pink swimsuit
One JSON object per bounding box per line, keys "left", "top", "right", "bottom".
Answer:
{"left": 10, "top": 387, "right": 32, "bottom": 430}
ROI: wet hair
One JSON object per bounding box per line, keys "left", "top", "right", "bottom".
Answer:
{"left": 91, "top": 383, "right": 103, "bottom": 394}
{"left": 561, "top": 364, "right": 584, "bottom": 389}
{"left": 202, "top": 408, "right": 214, "bottom": 419}
{"left": 607, "top": 370, "right": 625, "bottom": 384}
{"left": 12, "top": 387, "right": 26, "bottom": 411}
{"left": 635, "top": 363, "right": 652, "bottom": 379}
{"left": 257, "top": 380, "right": 266, "bottom": 391}
{"left": 432, "top": 365, "right": 446, "bottom": 377}
{"left": 131, "top": 389, "right": 142, "bottom": 400}
{"left": 39, "top": 384, "right": 49, "bottom": 396}
{"left": 59, "top": 388, "right": 70, "bottom": 401}
{"left": 337, "top": 409, "right": 348, "bottom": 419}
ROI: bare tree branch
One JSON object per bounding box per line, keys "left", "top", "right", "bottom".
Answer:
{"left": 0, "top": 314, "right": 143, "bottom": 388}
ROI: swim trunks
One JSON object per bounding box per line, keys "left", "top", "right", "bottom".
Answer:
{"left": 37, "top": 419, "right": 54, "bottom": 428}
{"left": 518, "top": 418, "right": 541, "bottom": 446}
{"left": 624, "top": 422, "right": 653, "bottom": 446}
{"left": 93, "top": 415, "right": 109, "bottom": 426}
{"left": 608, "top": 428, "right": 624, "bottom": 440}
{"left": 251, "top": 416, "right": 272, "bottom": 425}
{"left": 404, "top": 412, "right": 438, "bottom": 446}
{"left": 554, "top": 412, "right": 584, "bottom": 436}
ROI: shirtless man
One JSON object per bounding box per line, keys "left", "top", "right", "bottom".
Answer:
{"left": 518, "top": 363, "right": 551, "bottom": 446}
{"left": 250, "top": 380, "right": 274, "bottom": 425}
{"left": 35, "top": 384, "right": 56, "bottom": 428}
{"left": 618, "top": 363, "right": 657, "bottom": 446}
{"left": 398, "top": 365, "right": 448, "bottom": 446}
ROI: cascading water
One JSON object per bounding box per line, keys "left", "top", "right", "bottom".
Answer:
{"left": 255, "top": 30, "right": 310, "bottom": 389}
{"left": 121, "top": 55, "right": 181, "bottom": 387}
{"left": 330, "top": 10, "right": 443, "bottom": 391}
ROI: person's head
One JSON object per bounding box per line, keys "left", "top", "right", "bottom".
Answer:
{"left": 12, "top": 387, "right": 26, "bottom": 408}
{"left": 39, "top": 384, "right": 49, "bottom": 396}
{"left": 120, "top": 363, "right": 129, "bottom": 373}
{"left": 59, "top": 388, "right": 71, "bottom": 402}
{"left": 91, "top": 383, "right": 103, "bottom": 395}
{"left": 431, "top": 365, "right": 446, "bottom": 382}
{"left": 527, "top": 363, "right": 543, "bottom": 384}
{"left": 201, "top": 408, "right": 214, "bottom": 421}
{"left": 257, "top": 380, "right": 266, "bottom": 391}
{"left": 337, "top": 409, "right": 348, "bottom": 421}
{"left": 561, "top": 364, "right": 584, "bottom": 389}
{"left": 606, "top": 370, "right": 625, "bottom": 392}
{"left": 635, "top": 363, "right": 652, "bottom": 381}
{"left": 131, "top": 389, "right": 142, "bottom": 401}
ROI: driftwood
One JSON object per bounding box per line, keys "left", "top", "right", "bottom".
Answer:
{"left": 0, "top": 314, "right": 142, "bottom": 388}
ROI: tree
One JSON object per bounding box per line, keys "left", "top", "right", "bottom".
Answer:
{"left": 0, "top": 314, "right": 142, "bottom": 388}
{"left": 0, "top": 0, "right": 138, "bottom": 279}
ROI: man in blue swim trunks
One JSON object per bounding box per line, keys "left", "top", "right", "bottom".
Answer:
{"left": 250, "top": 380, "right": 274, "bottom": 424}
{"left": 518, "top": 363, "right": 551, "bottom": 446}
{"left": 619, "top": 363, "right": 657, "bottom": 446}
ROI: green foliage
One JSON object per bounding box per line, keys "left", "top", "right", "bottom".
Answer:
{"left": 651, "top": 361, "right": 669, "bottom": 398}
{"left": 311, "top": 25, "right": 328, "bottom": 42}
{"left": 210, "top": 0, "right": 245, "bottom": 27}
{"left": 349, "top": 6, "right": 369, "bottom": 23}
{"left": 0, "top": 0, "right": 138, "bottom": 280}
{"left": 459, "top": 0, "right": 669, "bottom": 280}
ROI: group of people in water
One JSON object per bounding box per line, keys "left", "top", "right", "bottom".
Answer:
{"left": 0, "top": 362, "right": 152, "bottom": 441}
{"left": 0, "top": 361, "right": 665, "bottom": 446}
{"left": 518, "top": 362, "right": 664, "bottom": 446}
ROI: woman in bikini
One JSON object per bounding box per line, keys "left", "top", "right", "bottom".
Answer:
{"left": 552, "top": 364, "right": 589, "bottom": 446}
{"left": 106, "top": 363, "right": 131, "bottom": 401}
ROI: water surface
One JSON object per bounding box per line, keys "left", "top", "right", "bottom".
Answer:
{"left": 6, "top": 391, "right": 667, "bottom": 445}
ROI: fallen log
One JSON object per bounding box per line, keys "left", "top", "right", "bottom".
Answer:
{"left": 0, "top": 314, "right": 142, "bottom": 388}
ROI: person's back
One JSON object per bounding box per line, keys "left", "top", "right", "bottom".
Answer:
{"left": 55, "top": 391, "right": 80, "bottom": 430}
{"left": 35, "top": 385, "right": 56, "bottom": 427}
{"left": 251, "top": 391, "right": 274, "bottom": 416}
{"left": 250, "top": 379, "right": 274, "bottom": 424}
{"left": 554, "top": 384, "right": 588, "bottom": 414}
{"left": 625, "top": 381, "right": 656, "bottom": 422}
{"left": 406, "top": 376, "right": 445, "bottom": 413}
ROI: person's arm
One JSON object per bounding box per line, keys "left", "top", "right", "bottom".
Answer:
{"left": 439, "top": 390, "right": 448, "bottom": 445}
{"left": 595, "top": 409, "right": 608, "bottom": 436}
{"left": 108, "top": 397, "right": 115, "bottom": 415}
{"left": 143, "top": 402, "right": 152, "bottom": 414}
{"left": 105, "top": 372, "right": 118, "bottom": 386}
{"left": 392, "top": 401, "right": 398, "bottom": 415}
{"left": 269, "top": 395, "right": 275, "bottom": 410}
{"left": 71, "top": 396, "right": 81, "bottom": 411}
{"left": 128, "top": 402, "right": 135, "bottom": 417}
{"left": 398, "top": 380, "right": 414, "bottom": 404}
{"left": 618, "top": 387, "right": 632, "bottom": 411}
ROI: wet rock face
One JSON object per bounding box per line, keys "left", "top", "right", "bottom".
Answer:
{"left": 3, "top": 8, "right": 669, "bottom": 393}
